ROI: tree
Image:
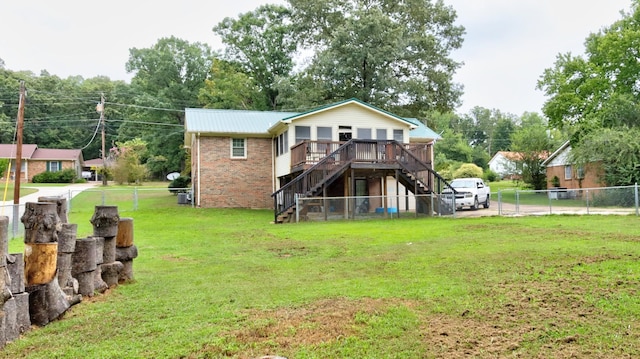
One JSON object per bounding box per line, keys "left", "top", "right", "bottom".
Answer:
{"left": 110, "top": 138, "right": 147, "bottom": 185}
{"left": 214, "top": 4, "right": 297, "bottom": 110}
{"left": 125, "top": 36, "right": 213, "bottom": 177}
{"left": 509, "top": 113, "right": 556, "bottom": 190}
{"left": 198, "top": 59, "right": 266, "bottom": 110}
{"left": 285, "top": 0, "right": 464, "bottom": 114}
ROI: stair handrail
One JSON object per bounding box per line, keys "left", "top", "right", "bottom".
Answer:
{"left": 272, "top": 139, "right": 356, "bottom": 221}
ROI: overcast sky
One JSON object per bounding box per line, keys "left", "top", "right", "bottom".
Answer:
{"left": 0, "top": 0, "right": 632, "bottom": 116}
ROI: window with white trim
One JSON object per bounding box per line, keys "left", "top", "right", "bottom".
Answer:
{"left": 47, "top": 161, "right": 62, "bottom": 172}
{"left": 376, "top": 129, "right": 387, "bottom": 140}
{"left": 231, "top": 138, "right": 246, "bottom": 158}
{"left": 357, "top": 128, "right": 372, "bottom": 139}
{"left": 295, "top": 126, "right": 311, "bottom": 144}
{"left": 564, "top": 165, "right": 572, "bottom": 180}
{"left": 393, "top": 129, "right": 403, "bottom": 142}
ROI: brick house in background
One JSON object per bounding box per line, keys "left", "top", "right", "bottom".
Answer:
{"left": 0, "top": 144, "right": 84, "bottom": 182}
{"left": 542, "top": 140, "right": 603, "bottom": 189}
{"left": 184, "top": 98, "right": 449, "bottom": 221}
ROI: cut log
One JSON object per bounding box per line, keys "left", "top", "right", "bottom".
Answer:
{"left": 57, "top": 223, "right": 77, "bottom": 253}
{"left": 21, "top": 202, "right": 61, "bottom": 244}
{"left": 0, "top": 310, "right": 5, "bottom": 348}
{"left": 13, "top": 292, "right": 30, "bottom": 334}
{"left": 0, "top": 266, "right": 11, "bottom": 304}
{"left": 56, "top": 253, "right": 74, "bottom": 288}
{"left": 24, "top": 243, "right": 58, "bottom": 286}
{"left": 103, "top": 237, "right": 116, "bottom": 264}
{"left": 75, "top": 271, "right": 94, "bottom": 297}
{"left": 7, "top": 253, "right": 25, "bottom": 294}
{"left": 93, "top": 266, "right": 108, "bottom": 294}
{"left": 26, "top": 284, "right": 48, "bottom": 327}
{"left": 72, "top": 238, "right": 97, "bottom": 275}
{"left": 116, "top": 245, "right": 138, "bottom": 262}
{"left": 118, "top": 260, "right": 134, "bottom": 283}
{"left": 116, "top": 217, "right": 134, "bottom": 247}
{"left": 101, "top": 261, "right": 123, "bottom": 287}
{"left": 3, "top": 296, "right": 18, "bottom": 342}
{"left": 0, "top": 216, "right": 8, "bottom": 267}
{"left": 90, "top": 206, "right": 120, "bottom": 237}
{"left": 37, "top": 196, "right": 68, "bottom": 223}
{"left": 92, "top": 236, "right": 105, "bottom": 265}
{"left": 45, "top": 276, "right": 70, "bottom": 321}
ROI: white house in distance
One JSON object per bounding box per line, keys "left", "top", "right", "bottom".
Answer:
{"left": 488, "top": 151, "right": 522, "bottom": 179}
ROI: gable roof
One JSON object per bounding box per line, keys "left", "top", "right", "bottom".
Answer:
{"left": 31, "top": 148, "right": 83, "bottom": 161}
{"left": 542, "top": 140, "right": 571, "bottom": 166}
{"left": 185, "top": 108, "right": 298, "bottom": 135}
{"left": 185, "top": 99, "right": 442, "bottom": 143}
{"left": 277, "top": 98, "right": 417, "bottom": 129}
{"left": 0, "top": 144, "right": 38, "bottom": 159}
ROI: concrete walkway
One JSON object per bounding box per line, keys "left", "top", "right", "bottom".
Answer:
{"left": 0, "top": 182, "right": 99, "bottom": 237}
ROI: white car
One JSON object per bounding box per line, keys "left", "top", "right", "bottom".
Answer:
{"left": 444, "top": 178, "right": 491, "bottom": 210}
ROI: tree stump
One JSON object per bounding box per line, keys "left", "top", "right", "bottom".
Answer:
{"left": 101, "top": 261, "right": 123, "bottom": 287}
{"left": 37, "top": 196, "right": 68, "bottom": 224}
{"left": 21, "top": 202, "right": 61, "bottom": 244}
{"left": 26, "top": 284, "right": 48, "bottom": 326}
{"left": 103, "top": 237, "right": 116, "bottom": 263}
{"left": 92, "top": 236, "right": 105, "bottom": 265}
{"left": 75, "top": 271, "right": 94, "bottom": 297}
{"left": 57, "top": 223, "right": 77, "bottom": 253}
{"left": 0, "top": 216, "right": 8, "bottom": 267}
{"left": 90, "top": 206, "right": 120, "bottom": 237}
{"left": 72, "top": 238, "right": 97, "bottom": 275}
{"left": 24, "top": 243, "right": 58, "bottom": 286}
{"left": 12, "top": 292, "right": 30, "bottom": 335}
{"left": 115, "top": 245, "right": 138, "bottom": 262}
{"left": 93, "top": 267, "right": 108, "bottom": 294}
{"left": 7, "top": 254, "right": 25, "bottom": 295}
{"left": 116, "top": 217, "right": 134, "bottom": 247}
{"left": 45, "top": 277, "right": 70, "bottom": 321}
{"left": 119, "top": 260, "right": 135, "bottom": 283}
{"left": 3, "top": 297, "right": 18, "bottom": 342}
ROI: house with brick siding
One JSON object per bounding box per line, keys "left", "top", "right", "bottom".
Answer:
{"left": 185, "top": 98, "right": 449, "bottom": 221}
{"left": 543, "top": 141, "right": 603, "bottom": 190}
{"left": 0, "top": 144, "right": 84, "bottom": 182}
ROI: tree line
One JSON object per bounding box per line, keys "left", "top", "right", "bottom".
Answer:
{"left": 1, "top": 0, "right": 637, "bottom": 188}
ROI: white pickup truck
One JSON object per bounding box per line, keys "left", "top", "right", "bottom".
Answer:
{"left": 444, "top": 177, "right": 491, "bottom": 210}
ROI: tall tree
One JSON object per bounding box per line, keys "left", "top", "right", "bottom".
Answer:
{"left": 214, "top": 4, "right": 297, "bottom": 110}
{"left": 198, "top": 59, "right": 266, "bottom": 110}
{"left": 510, "top": 113, "right": 559, "bottom": 190}
{"left": 285, "top": 0, "right": 464, "bottom": 113}
{"left": 125, "top": 36, "right": 213, "bottom": 177}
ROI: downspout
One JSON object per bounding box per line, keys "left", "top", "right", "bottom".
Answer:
{"left": 197, "top": 132, "right": 201, "bottom": 207}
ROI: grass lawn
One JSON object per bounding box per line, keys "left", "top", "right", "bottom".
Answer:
{"left": 4, "top": 190, "right": 640, "bottom": 358}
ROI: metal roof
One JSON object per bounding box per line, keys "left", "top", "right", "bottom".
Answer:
{"left": 185, "top": 108, "right": 298, "bottom": 135}
{"left": 406, "top": 118, "right": 442, "bottom": 140}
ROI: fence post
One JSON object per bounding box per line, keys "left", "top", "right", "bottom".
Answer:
{"left": 134, "top": 187, "right": 138, "bottom": 211}
{"left": 515, "top": 190, "right": 520, "bottom": 214}
{"left": 548, "top": 189, "right": 553, "bottom": 215}
{"left": 102, "top": 189, "right": 106, "bottom": 205}
{"left": 635, "top": 183, "right": 639, "bottom": 216}
{"left": 498, "top": 190, "right": 502, "bottom": 215}
{"left": 586, "top": 189, "right": 590, "bottom": 214}
{"left": 68, "top": 189, "right": 73, "bottom": 213}
{"left": 295, "top": 194, "right": 299, "bottom": 223}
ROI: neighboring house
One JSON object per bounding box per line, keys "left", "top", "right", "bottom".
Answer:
{"left": 542, "top": 141, "right": 602, "bottom": 189}
{"left": 83, "top": 158, "right": 104, "bottom": 181}
{"left": 184, "top": 98, "right": 449, "bottom": 222}
{"left": 488, "top": 151, "right": 523, "bottom": 179}
{"left": 0, "top": 144, "right": 84, "bottom": 182}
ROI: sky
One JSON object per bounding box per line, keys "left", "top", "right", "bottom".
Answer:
{"left": 0, "top": 0, "right": 633, "bottom": 116}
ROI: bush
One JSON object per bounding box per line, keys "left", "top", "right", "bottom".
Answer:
{"left": 484, "top": 169, "right": 498, "bottom": 182}
{"left": 168, "top": 176, "right": 191, "bottom": 194}
{"left": 592, "top": 188, "right": 635, "bottom": 207}
{"left": 32, "top": 169, "right": 78, "bottom": 183}
{"left": 453, "top": 163, "right": 483, "bottom": 179}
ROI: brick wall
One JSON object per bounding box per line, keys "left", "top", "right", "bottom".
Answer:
{"left": 546, "top": 162, "right": 603, "bottom": 189}
{"left": 196, "top": 136, "right": 273, "bottom": 208}
{"left": 9, "top": 160, "right": 78, "bottom": 182}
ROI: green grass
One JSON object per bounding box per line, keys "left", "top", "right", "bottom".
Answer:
{"left": 4, "top": 191, "right": 640, "bottom": 358}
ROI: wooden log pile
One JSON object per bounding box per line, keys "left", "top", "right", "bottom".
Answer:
{"left": 0, "top": 200, "right": 139, "bottom": 349}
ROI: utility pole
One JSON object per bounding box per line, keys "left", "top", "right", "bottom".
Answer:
{"left": 13, "top": 81, "right": 25, "bottom": 235}
{"left": 97, "top": 94, "right": 107, "bottom": 186}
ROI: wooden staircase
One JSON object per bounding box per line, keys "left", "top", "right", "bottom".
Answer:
{"left": 272, "top": 140, "right": 455, "bottom": 223}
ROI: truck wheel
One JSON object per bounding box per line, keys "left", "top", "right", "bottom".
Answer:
{"left": 471, "top": 196, "right": 479, "bottom": 210}
{"left": 483, "top": 195, "right": 490, "bottom": 209}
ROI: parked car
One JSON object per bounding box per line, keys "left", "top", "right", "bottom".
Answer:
{"left": 443, "top": 178, "right": 491, "bottom": 210}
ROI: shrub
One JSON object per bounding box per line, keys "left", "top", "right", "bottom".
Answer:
{"left": 592, "top": 188, "right": 635, "bottom": 207}
{"left": 168, "top": 176, "right": 191, "bottom": 194}
{"left": 453, "top": 163, "right": 483, "bottom": 179}
{"left": 32, "top": 169, "right": 78, "bottom": 183}
{"left": 484, "top": 169, "right": 498, "bottom": 182}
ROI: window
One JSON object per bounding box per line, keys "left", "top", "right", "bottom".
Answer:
{"left": 564, "top": 165, "right": 572, "bottom": 180}
{"left": 393, "top": 129, "right": 404, "bottom": 142}
{"left": 47, "top": 161, "right": 62, "bottom": 172}
{"left": 295, "top": 126, "right": 310, "bottom": 144}
{"left": 376, "top": 129, "right": 387, "bottom": 140}
{"left": 357, "top": 128, "right": 372, "bottom": 139}
{"left": 275, "top": 131, "right": 288, "bottom": 156}
{"left": 577, "top": 166, "right": 585, "bottom": 179}
{"left": 317, "top": 127, "right": 332, "bottom": 141}
{"left": 231, "top": 138, "right": 246, "bottom": 158}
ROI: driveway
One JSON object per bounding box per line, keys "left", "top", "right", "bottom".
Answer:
{"left": 0, "top": 182, "right": 99, "bottom": 237}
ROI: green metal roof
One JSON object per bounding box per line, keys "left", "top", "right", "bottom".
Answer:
{"left": 185, "top": 99, "right": 440, "bottom": 141}
{"left": 185, "top": 108, "right": 298, "bottom": 134}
